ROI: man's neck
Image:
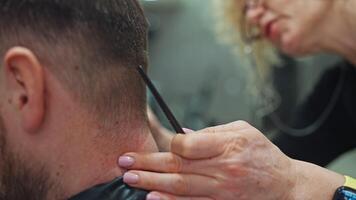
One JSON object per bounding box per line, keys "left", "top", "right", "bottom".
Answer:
{"left": 48, "top": 127, "right": 158, "bottom": 199}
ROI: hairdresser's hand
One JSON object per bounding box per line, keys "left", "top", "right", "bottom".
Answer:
{"left": 147, "top": 106, "right": 174, "bottom": 152}
{"left": 119, "top": 121, "right": 344, "bottom": 200}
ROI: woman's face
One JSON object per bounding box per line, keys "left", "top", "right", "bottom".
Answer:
{"left": 245, "top": 0, "right": 334, "bottom": 56}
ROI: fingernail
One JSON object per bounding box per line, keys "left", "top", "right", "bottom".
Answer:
{"left": 183, "top": 128, "right": 194, "bottom": 134}
{"left": 146, "top": 193, "right": 161, "bottom": 200}
{"left": 123, "top": 172, "right": 139, "bottom": 184}
{"left": 118, "top": 156, "right": 135, "bottom": 167}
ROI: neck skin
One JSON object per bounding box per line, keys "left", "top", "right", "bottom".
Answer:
{"left": 48, "top": 122, "right": 158, "bottom": 199}
{"left": 320, "top": 0, "right": 356, "bottom": 65}
{"left": 34, "top": 73, "right": 159, "bottom": 199}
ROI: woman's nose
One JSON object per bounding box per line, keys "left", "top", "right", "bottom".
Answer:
{"left": 245, "top": 0, "right": 261, "bottom": 10}
{"left": 245, "top": 2, "right": 265, "bottom": 26}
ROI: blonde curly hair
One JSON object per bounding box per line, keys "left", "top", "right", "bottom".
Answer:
{"left": 212, "top": 0, "right": 283, "bottom": 118}
{"left": 212, "top": 0, "right": 281, "bottom": 80}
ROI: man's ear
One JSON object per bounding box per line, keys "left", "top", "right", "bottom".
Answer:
{"left": 4, "top": 47, "right": 45, "bottom": 133}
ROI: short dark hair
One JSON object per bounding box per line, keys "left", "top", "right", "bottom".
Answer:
{"left": 0, "top": 0, "right": 149, "bottom": 127}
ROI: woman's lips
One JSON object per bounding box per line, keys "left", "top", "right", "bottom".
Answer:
{"left": 264, "top": 20, "right": 280, "bottom": 41}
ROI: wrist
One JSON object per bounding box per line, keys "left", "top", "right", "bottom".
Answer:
{"left": 290, "top": 160, "right": 345, "bottom": 200}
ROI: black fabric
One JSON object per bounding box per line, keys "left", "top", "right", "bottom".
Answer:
{"left": 273, "top": 61, "right": 356, "bottom": 166}
{"left": 68, "top": 177, "right": 148, "bottom": 200}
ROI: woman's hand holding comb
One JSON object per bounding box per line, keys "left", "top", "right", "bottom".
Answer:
{"left": 118, "top": 121, "right": 340, "bottom": 200}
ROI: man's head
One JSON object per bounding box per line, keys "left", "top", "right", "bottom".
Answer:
{"left": 0, "top": 0, "right": 156, "bottom": 199}
{"left": 0, "top": 0, "right": 149, "bottom": 123}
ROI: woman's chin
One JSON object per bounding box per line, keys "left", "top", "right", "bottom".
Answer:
{"left": 280, "top": 33, "right": 311, "bottom": 56}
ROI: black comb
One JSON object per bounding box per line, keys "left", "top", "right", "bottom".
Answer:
{"left": 136, "top": 65, "right": 185, "bottom": 134}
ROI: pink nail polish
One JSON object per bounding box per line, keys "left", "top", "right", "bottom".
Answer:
{"left": 123, "top": 172, "right": 139, "bottom": 184}
{"left": 146, "top": 193, "right": 161, "bottom": 200}
{"left": 118, "top": 156, "right": 135, "bottom": 167}
{"left": 183, "top": 128, "right": 194, "bottom": 134}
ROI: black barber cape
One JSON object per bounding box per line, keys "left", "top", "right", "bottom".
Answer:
{"left": 69, "top": 177, "right": 148, "bottom": 200}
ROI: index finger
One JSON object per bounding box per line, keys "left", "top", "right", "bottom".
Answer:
{"left": 171, "top": 132, "right": 226, "bottom": 159}
{"left": 171, "top": 121, "right": 250, "bottom": 159}
{"left": 198, "top": 121, "right": 252, "bottom": 134}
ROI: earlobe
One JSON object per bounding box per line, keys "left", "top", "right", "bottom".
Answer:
{"left": 4, "top": 47, "right": 45, "bottom": 133}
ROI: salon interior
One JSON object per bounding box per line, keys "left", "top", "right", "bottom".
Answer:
{"left": 140, "top": 0, "right": 356, "bottom": 176}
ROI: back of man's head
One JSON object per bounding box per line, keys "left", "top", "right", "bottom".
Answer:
{"left": 0, "top": 1, "right": 156, "bottom": 199}
{"left": 0, "top": 0, "right": 149, "bottom": 126}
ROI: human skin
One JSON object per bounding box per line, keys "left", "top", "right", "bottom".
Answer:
{"left": 147, "top": 107, "right": 173, "bottom": 152}
{"left": 120, "top": 122, "right": 344, "bottom": 200}
{"left": 118, "top": 0, "right": 356, "bottom": 200}
{"left": 0, "top": 47, "right": 158, "bottom": 199}
{"left": 246, "top": 0, "right": 356, "bottom": 61}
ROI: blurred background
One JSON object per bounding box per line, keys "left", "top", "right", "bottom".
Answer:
{"left": 140, "top": 0, "right": 355, "bottom": 176}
